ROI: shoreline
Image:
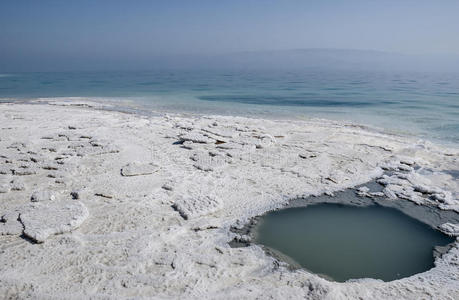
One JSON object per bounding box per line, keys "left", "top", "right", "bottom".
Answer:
{"left": 3, "top": 95, "right": 459, "bottom": 149}
{"left": 0, "top": 99, "right": 458, "bottom": 299}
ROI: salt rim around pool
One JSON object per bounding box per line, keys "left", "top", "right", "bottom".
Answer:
{"left": 231, "top": 181, "right": 459, "bottom": 283}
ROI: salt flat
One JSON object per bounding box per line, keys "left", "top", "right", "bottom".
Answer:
{"left": 0, "top": 100, "right": 458, "bottom": 299}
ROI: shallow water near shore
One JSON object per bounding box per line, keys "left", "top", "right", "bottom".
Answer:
{"left": 1, "top": 70, "right": 459, "bottom": 146}
{"left": 254, "top": 203, "right": 455, "bottom": 282}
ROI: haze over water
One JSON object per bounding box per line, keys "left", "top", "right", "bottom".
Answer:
{"left": 1, "top": 1, "right": 459, "bottom": 146}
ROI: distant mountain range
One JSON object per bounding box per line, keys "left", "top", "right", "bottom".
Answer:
{"left": 152, "top": 48, "right": 459, "bottom": 72}
{"left": 3, "top": 48, "right": 459, "bottom": 72}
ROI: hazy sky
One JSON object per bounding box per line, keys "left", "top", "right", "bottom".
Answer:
{"left": 1, "top": 1, "right": 459, "bottom": 71}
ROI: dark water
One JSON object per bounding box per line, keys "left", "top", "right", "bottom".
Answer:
{"left": 1, "top": 70, "right": 458, "bottom": 145}
{"left": 254, "top": 203, "right": 454, "bottom": 282}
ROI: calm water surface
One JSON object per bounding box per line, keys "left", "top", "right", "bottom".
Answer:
{"left": 0, "top": 70, "right": 458, "bottom": 145}
{"left": 254, "top": 203, "right": 454, "bottom": 282}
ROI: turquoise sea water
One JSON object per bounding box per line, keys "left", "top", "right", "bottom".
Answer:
{"left": 0, "top": 70, "right": 458, "bottom": 145}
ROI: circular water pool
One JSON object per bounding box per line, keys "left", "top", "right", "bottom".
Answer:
{"left": 254, "top": 203, "right": 455, "bottom": 282}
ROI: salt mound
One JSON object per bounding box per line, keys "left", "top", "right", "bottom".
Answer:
{"left": 121, "top": 162, "right": 159, "bottom": 176}
{"left": 20, "top": 201, "right": 89, "bottom": 243}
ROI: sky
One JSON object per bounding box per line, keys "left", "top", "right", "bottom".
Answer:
{"left": 1, "top": 1, "right": 459, "bottom": 71}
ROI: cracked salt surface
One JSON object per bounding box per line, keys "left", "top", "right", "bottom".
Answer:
{"left": 0, "top": 99, "right": 458, "bottom": 299}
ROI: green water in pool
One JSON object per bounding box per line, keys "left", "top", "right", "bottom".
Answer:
{"left": 254, "top": 203, "right": 454, "bottom": 282}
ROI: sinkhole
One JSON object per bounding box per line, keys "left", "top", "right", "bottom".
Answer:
{"left": 251, "top": 203, "right": 455, "bottom": 282}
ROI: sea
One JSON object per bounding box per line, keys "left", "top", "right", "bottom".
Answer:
{"left": 0, "top": 69, "right": 458, "bottom": 146}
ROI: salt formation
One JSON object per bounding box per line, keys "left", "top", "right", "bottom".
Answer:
{"left": 31, "top": 190, "right": 56, "bottom": 202}
{"left": 441, "top": 223, "right": 459, "bottom": 236}
{"left": 179, "top": 131, "right": 215, "bottom": 144}
{"left": 121, "top": 162, "right": 159, "bottom": 176}
{"left": 173, "top": 194, "right": 222, "bottom": 220}
{"left": 0, "top": 100, "right": 458, "bottom": 299}
{"left": 0, "top": 211, "right": 23, "bottom": 235}
{"left": 373, "top": 156, "right": 459, "bottom": 212}
{"left": 20, "top": 201, "right": 89, "bottom": 243}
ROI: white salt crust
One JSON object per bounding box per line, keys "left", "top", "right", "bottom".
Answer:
{"left": 0, "top": 100, "right": 458, "bottom": 299}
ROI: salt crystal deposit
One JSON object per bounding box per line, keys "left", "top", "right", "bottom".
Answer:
{"left": 0, "top": 100, "right": 458, "bottom": 299}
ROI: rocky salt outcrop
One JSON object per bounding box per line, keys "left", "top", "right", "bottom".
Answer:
{"left": 172, "top": 194, "right": 222, "bottom": 220}
{"left": 30, "top": 190, "right": 56, "bottom": 202}
{"left": 121, "top": 162, "right": 159, "bottom": 176}
{"left": 190, "top": 151, "right": 228, "bottom": 172}
{"left": 19, "top": 201, "right": 89, "bottom": 243}
{"left": 0, "top": 211, "right": 23, "bottom": 235}
{"left": 440, "top": 223, "right": 459, "bottom": 237}
{"left": 375, "top": 157, "right": 459, "bottom": 212}
{"left": 202, "top": 126, "right": 238, "bottom": 139}
{"left": 10, "top": 178, "right": 25, "bottom": 191}
{"left": 254, "top": 134, "right": 276, "bottom": 149}
{"left": 179, "top": 131, "right": 215, "bottom": 144}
